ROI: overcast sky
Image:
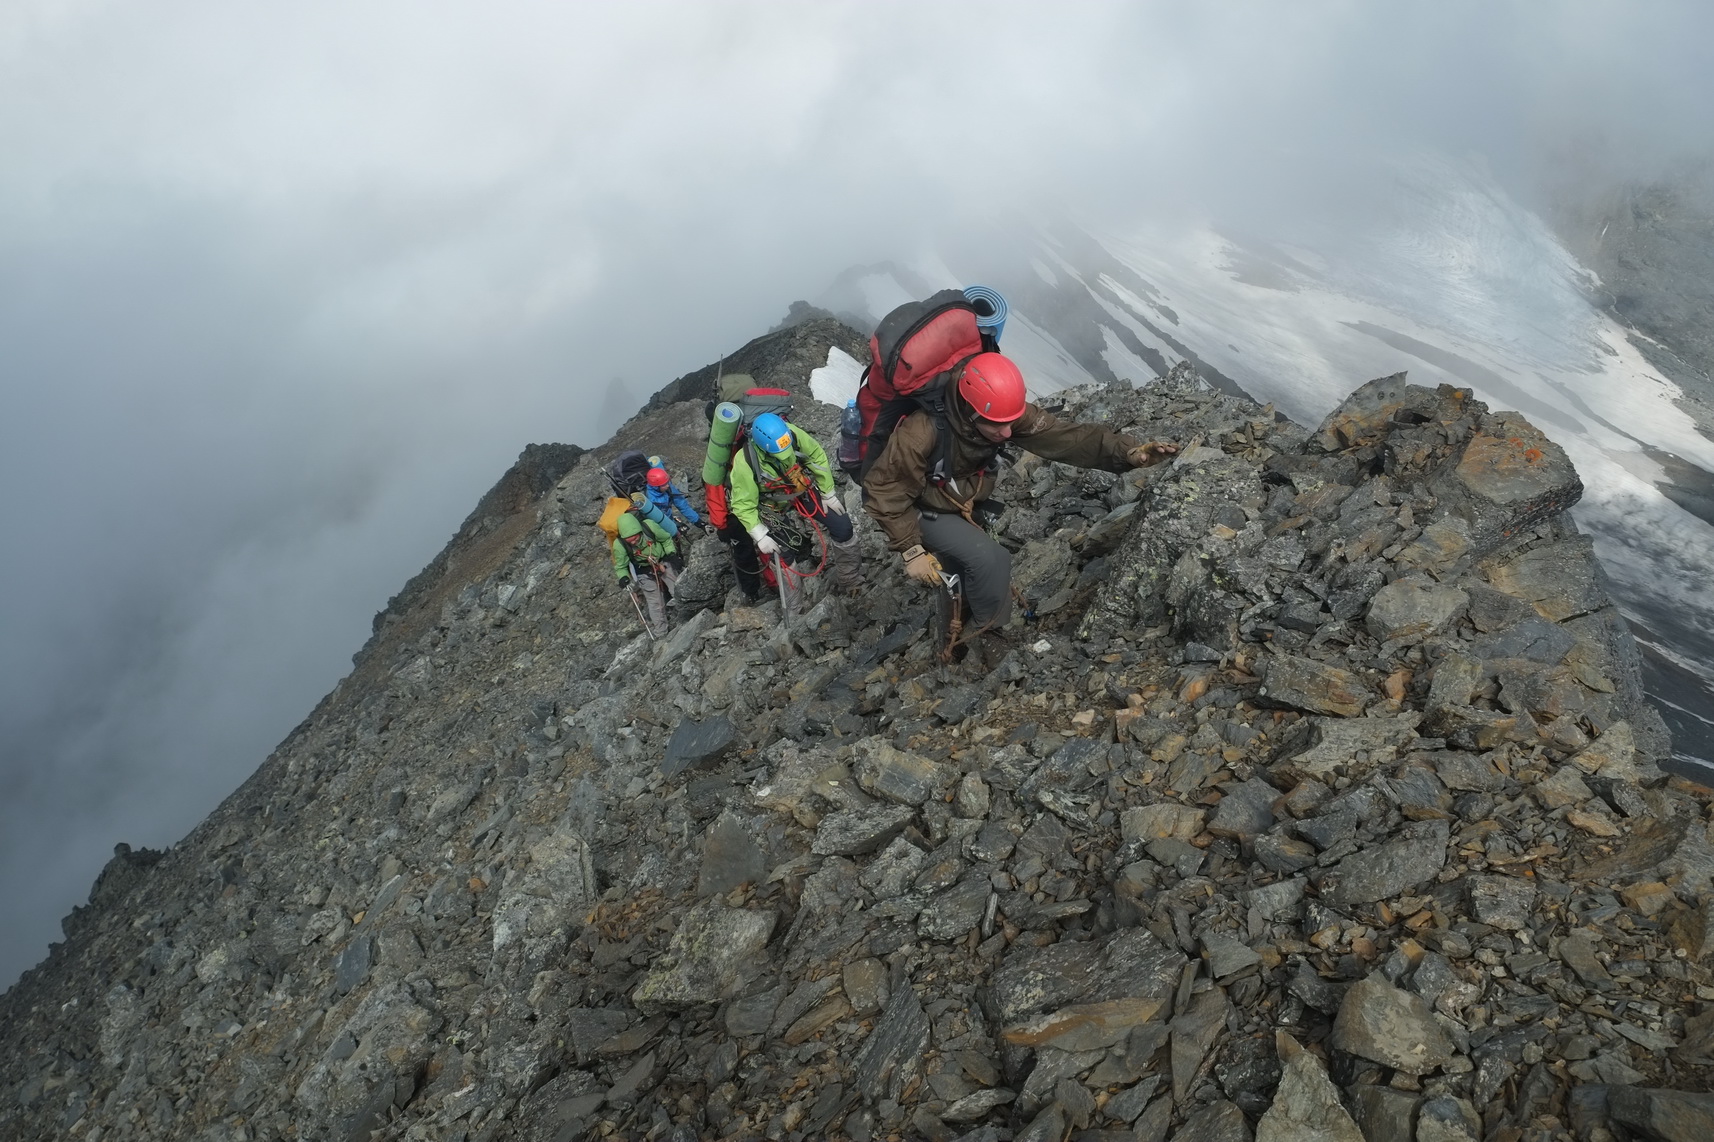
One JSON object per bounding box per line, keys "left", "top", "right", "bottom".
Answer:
{"left": 2, "top": 1, "right": 1711, "bottom": 986}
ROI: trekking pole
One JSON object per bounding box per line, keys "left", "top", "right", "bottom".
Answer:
{"left": 773, "top": 552, "right": 791, "bottom": 621}
{"left": 628, "top": 566, "right": 659, "bottom": 640}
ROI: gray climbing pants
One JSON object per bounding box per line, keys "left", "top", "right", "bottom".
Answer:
{"left": 917, "top": 510, "right": 1012, "bottom": 629}
{"left": 635, "top": 562, "right": 680, "bottom": 636}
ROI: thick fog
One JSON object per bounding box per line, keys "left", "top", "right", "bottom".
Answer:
{"left": 3, "top": 1, "right": 1711, "bottom": 986}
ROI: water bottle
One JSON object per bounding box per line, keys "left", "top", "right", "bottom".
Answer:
{"left": 837, "top": 399, "right": 862, "bottom": 467}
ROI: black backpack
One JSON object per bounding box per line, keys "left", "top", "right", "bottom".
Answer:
{"left": 605, "top": 450, "right": 653, "bottom": 497}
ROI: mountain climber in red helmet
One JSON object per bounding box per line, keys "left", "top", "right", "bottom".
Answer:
{"left": 643, "top": 461, "right": 708, "bottom": 534}
{"left": 862, "top": 352, "right": 1176, "bottom": 651}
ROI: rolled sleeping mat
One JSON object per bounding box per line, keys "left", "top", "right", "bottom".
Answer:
{"left": 963, "top": 285, "right": 1008, "bottom": 344}
{"left": 703, "top": 402, "right": 743, "bottom": 485}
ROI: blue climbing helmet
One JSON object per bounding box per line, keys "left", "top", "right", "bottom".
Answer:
{"left": 751, "top": 412, "right": 794, "bottom": 458}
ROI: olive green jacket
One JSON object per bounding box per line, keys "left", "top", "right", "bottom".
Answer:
{"left": 612, "top": 516, "right": 676, "bottom": 582}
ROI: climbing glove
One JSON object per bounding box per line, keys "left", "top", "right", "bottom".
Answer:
{"left": 749, "top": 525, "right": 779, "bottom": 557}
{"left": 1127, "top": 441, "right": 1179, "bottom": 468}
{"left": 901, "top": 545, "right": 944, "bottom": 587}
{"left": 821, "top": 494, "right": 846, "bottom": 516}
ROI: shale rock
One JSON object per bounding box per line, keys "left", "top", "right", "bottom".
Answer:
{"left": 1332, "top": 975, "right": 1457, "bottom": 1075}
{"left": 1255, "top": 1033, "right": 1364, "bottom": 1142}
{"left": 2, "top": 348, "right": 1696, "bottom": 1142}
{"left": 631, "top": 900, "right": 777, "bottom": 1013}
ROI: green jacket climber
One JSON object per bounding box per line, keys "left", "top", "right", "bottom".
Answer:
{"left": 727, "top": 421, "right": 835, "bottom": 534}
{"left": 612, "top": 512, "right": 677, "bottom": 583}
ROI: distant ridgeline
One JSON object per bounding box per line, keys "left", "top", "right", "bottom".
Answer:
{"left": 3, "top": 311, "right": 1708, "bottom": 1142}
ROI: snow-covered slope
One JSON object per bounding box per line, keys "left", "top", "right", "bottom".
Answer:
{"left": 821, "top": 161, "right": 1714, "bottom": 766}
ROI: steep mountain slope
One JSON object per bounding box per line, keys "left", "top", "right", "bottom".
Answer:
{"left": 3, "top": 314, "right": 1711, "bottom": 1142}
{"left": 821, "top": 171, "right": 1714, "bottom": 773}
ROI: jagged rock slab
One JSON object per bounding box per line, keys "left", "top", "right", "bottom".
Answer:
{"left": 812, "top": 804, "right": 916, "bottom": 856}
{"left": 1309, "top": 372, "right": 1418, "bottom": 452}
{"left": 1604, "top": 1083, "right": 1714, "bottom": 1131}
{"left": 631, "top": 899, "right": 777, "bottom": 1013}
{"left": 1172, "top": 986, "right": 1232, "bottom": 1101}
{"left": 1428, "top": 411, "right": 1583, "bottom": 557}
{"left": 1258, "top": 654, "right": 1370, "bottom": 717}
{"left": 1466, "top": 874, "right": 1536, "bottom": 931}
{"left": 1331, "top": 974, "right": 1456, "bottom": 1075}
{"left": 1173, "top": 1098, "right": 1253, "bottom": 1142}
{"left": 661, "top": 714, "right": 737, "bottom": 777}
{"left": 1349, "top": 1086, "right": 1421, "bottom": 1142}
{"left": 917, "top": 878, "right": 991, "bottom": 941}
{"left": 1122, "top": 803, "right": 1207, "bottom": 842}
{"left": 1000, "top": 997, "right": 1165, "bottom": 1053}
{"left": 1209, "top": 777, "right": 1280, "bottom": 839}
{"left": 1415, "top": 1095, "right": 1482, "bottom": 1142}
{"left": 985, "top": 929, "right": 1184, "bottom": 1025}
{"left": 1483, "top": 535, "right": 1608, "bottom": 622}
{"left": 697, "top": 812, "right": 765, "bottom": 896}
{"left": 1325, "top": 819, "right": 1449, "bottom": 906}
{"left": 1365, "top": 578, "right": 1468, "bottom": 641}
{"left": 852, "top": 739, "right": 956, "bottom": 806}
{"left": 850, "top": 986, "right": 931, "bottom": 1105}
{"left": 492, "top": 831, "right": 596, "bottom": 957}
{"left": 1256, "top": 1032, "right": 1364, "bottom": 1142}
{"left": 1017, "top": 738, "right": 1106, "bottom": 803}
{"left": 1202, "top": 933, "right": 1263, "bottom": 979}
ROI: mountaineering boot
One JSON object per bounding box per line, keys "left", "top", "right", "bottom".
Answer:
{"left": 830, "top": 535, "right": 863, "bottom": 594}
{"left": 968, "top": 625, "right": 1015, "bottom": 674}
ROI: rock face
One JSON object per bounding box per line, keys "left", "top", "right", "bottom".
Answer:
{"left": 1331, "top": 975, "right": 1457, "bottom": 1075}
{"left": 1255, "top": 1033, "right": 1363, "bottom": 1142}
{"left": 0, "top": 338, "right": 1704, "bottom": 1142}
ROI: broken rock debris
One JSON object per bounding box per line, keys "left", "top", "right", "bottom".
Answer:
{"left": 2, "top": 339, "right": 1703, "bottom": 1142}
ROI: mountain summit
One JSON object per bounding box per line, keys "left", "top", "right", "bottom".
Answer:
{"left": 3, "top": 312, "right": 1709, "bottom": 1141}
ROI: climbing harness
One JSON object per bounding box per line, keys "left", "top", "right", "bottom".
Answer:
{"left": 756, "top": 485, "right": 832, "bottom": 588}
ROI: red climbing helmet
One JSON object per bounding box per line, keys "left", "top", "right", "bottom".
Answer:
{"left": 957, "top": 353, "right": 1026, "bottom": 423}
{"left": 646, "top": 467, "right": 670, "bottom": 488}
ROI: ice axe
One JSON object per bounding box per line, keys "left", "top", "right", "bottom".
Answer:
{"left": 773, "top": 552, "right": 790, "bottom": 618}
{"left": 936, "top": 570, "right": 964, "bottom": 663}
{"left": 769, "top": 551, "right": 799, "bottom": 656}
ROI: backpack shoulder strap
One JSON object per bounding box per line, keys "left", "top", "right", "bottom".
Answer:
{"left": 919, "top": 370, "right": 998, "bottom": 487}
{"left": 917, "top": 389, "right": 956, "bottom": 485}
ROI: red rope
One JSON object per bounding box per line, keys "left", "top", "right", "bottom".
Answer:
{"left": 754, "top": 473, "right": 833, "bottom": 584}
{"left": 778, "top": 516, "right": 829, "bottom": 583}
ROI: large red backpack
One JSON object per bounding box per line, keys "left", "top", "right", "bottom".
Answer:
{"left": 852, "top": 289, "right": 998, "bottom": 482}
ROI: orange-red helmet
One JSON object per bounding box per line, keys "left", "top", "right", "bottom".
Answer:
{"left": 646, "top": 467, "right": 670, "bottom": 488}
{"left": 957, "top": 353, "right": 1026, "bottom": 422}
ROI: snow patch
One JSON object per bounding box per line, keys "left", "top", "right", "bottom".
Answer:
{"left": 1000, "top": 314, "right": 1101, "bottom": 395}
{"left": 809, "top": 346, "right": 865, "bottom": 408}
{"left": 1098, "top": 325, "right": 1156, "bottom": 386}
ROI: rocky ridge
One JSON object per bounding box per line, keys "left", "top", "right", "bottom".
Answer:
{"left": 2, "top": 315, "right": 1713, "bottom": 1142}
